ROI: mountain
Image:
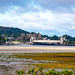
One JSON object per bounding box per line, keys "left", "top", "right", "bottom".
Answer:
{"left": 0, "top": 26, "right": 29, "bottom": 37}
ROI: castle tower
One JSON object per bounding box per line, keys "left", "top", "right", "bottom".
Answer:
{"left": 37, "top": 32, "right": 42, "bottom": 40}
{"left": 60, "top": 36, "right": 64, "bottom": 44}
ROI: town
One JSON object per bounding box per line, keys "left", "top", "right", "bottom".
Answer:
{"left": 0, "top": 26, "right": 75, "bottom": 45}
{"left": 0, "top": 32, "right": 74, "bottom": 45}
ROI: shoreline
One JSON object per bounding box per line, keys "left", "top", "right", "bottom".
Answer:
{"left": 0, "top": 46, "right": 75, "bottom": 53}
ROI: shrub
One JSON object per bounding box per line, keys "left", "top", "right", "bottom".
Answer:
{"left": 16, "top": 68, "right": 74, "bottom": 75}
{"left": 61, "top": 70, "right": 73, "bottom": 75}
{"left": 16, "top": 69, "right": 25, "bottom": 75}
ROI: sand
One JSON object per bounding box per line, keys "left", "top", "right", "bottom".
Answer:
{"left": 0, "top": 46, "right": 75, "bottom": 53}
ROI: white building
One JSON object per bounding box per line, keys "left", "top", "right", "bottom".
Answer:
{"left": 30, "top": 36, "right": 67, "bottom": 45}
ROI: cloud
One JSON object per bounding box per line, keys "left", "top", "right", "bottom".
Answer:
{"left": 0, "top": 0, "right": 75, "bottom": 13}
{"left": 36, "top": 0, "right": 75, "bottom": 7}
{"left": 0, "top": 6, "right": 75, "bottom": 36}
{"left": 0, "top": 0, "right": 75, "bottom": 36}
{"left": 0, "top": 0, "right": 33, "bottom": 13}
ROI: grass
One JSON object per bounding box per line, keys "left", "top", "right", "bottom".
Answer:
{"left": 5, "top": 52, "right": 75, "bottom": 69}
{"left": 11, "top": 52, "right": 75, "bottom": 62}
{"left": 32, "top": 62, "right": 75, "bottom": 69}
{"left": 0, "top": 55, "right": 1, "bottom": 57}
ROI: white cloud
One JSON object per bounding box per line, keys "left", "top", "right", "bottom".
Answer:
{"left": 0, "top": 4, "right": 75, "bottom": 36}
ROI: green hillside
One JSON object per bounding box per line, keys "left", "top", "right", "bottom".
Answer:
{"left": 0, "top": 26, "right": 29, "bottom": 37}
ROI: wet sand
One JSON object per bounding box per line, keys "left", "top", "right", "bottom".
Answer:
{"left": 0, "top": 46, "right": 75, "bottom": 53}
{"left": 0, "top": 51, "right": 75, "bottom": 75}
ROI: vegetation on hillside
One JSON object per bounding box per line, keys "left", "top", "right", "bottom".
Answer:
{"left": 0, "top": 35, "right": 6, "bottom": 44}
{"left": 0, "top": 26, "right": 29, "bottom": 37}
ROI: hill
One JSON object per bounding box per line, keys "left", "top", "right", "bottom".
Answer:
{"left": 0, "top": 26, "right": 29, "bottom": 37}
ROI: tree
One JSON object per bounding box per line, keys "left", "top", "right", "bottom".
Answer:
{"left": 50, "top": 35, "right": 59, "bottom": 40}
{"left": 0, "top": 35, "right": 6, "bottom": 44}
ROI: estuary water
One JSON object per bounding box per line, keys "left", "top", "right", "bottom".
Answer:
{"left": 1, "top": 44, "right": 75, "bottom": 47}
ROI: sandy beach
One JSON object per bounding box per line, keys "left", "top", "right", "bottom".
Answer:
{"left": 0, "top": 46, "right": 75, "bottom": 53}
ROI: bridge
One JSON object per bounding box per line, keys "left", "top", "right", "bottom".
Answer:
{"left": 30, "top": 36, "right": 65, "bottom": 45}
{"left": 33, "top": 40, "right": 61, "bottom": 45}
{"left": 33, "top": 40, "right": 60, "bottom": 43}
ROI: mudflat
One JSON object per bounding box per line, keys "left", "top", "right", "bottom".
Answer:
{"left": 0, "top": 46, "right": 75, "bottom": 53}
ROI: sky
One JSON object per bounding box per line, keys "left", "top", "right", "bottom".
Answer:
{"left": 0, "top": 0, "right": 75, "bottom": 36}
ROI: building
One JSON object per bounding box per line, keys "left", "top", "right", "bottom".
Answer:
{"left": 30, "top": 36, "right": 67, "bottom": 45}
{"left": 30, "top": 32, "right": 42, "bottom": 42}
{"left": 16, "top": 33, "right": 25, "bottom": 41}
{"left": 30, "top": 36, "right": 37, "bottom": 42}
{"left": 37, "top": 32, "right": 42, "bottom": 40}
{"left": 7, "top": 37, "right": 15, "bottom": 41}
{"left": 60, "top": 36, "right": 67, "bottom": 44}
